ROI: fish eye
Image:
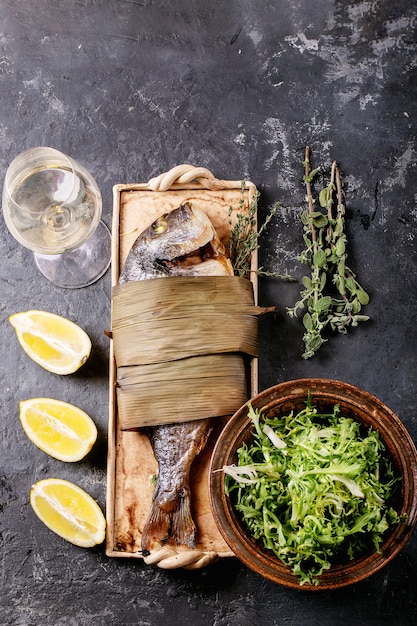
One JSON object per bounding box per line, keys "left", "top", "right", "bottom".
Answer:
{"left": 151, "top": 217, "right": 168, "bottom": 234}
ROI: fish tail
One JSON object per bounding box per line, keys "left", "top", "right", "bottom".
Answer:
{"left": 141, "top": 486, "right": 196, "bottom": 556}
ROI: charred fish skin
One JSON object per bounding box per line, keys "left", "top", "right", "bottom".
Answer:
{"left": 141, "top": 420, "right": 212, "bottom": 555}
{"left": 118, "top": 203, "right": 234, "bottom": 556}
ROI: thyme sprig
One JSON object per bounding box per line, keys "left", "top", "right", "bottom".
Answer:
{"left": 227, "top": 182, "right": 280, "bottom": 278}
{"left": 287, "top": 147, "right": 370, "bottom": 359}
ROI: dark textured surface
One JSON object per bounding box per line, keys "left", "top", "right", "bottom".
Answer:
{"left": 1, "top": 1, "right": 416, "bottom": 624}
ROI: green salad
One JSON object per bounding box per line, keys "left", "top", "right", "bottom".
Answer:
{"left": 223, "top": 396, "right": 403, "bottom": 585}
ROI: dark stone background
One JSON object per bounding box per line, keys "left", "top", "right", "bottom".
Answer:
{"left": 1, "top": 1, "right": 416, "bottom": 624}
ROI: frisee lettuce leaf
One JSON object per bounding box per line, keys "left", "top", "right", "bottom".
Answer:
{"left": 223, "top": 396, "right": 403, "bottom": 585}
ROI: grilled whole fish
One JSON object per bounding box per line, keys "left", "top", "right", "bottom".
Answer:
{"left": 118, "top": 203, "right": 234, "bottom": 556}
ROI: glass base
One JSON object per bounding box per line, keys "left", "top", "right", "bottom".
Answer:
{"left": 34, "top": 220, "right": 112, "bottom": 289}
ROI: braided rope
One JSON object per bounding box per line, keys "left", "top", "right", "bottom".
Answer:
{"left": 147, "top": 164, "right": 257, "bottom": 204}
{"left": 143, "top": 546, "right": 220, "bottom": 569}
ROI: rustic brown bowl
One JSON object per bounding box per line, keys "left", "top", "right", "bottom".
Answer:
{"left": 209, "top": 378, "right": 417, "bottom": 590}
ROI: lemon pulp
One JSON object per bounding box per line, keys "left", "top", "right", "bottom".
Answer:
{"left": 9, "top": 310, "right": 91, "bottom": 375}
{"left": 20, "top": 398, "right": 97, "bottom": 462}
{"left": 30, "top": 478, "right": 106, "bottom": 547}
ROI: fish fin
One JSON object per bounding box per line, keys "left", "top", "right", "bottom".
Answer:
{"left": 170, "top": 488, "right": 196, "bottom": 547}
{"left": 141, "top": 488, "right": 196, "bottom": 556}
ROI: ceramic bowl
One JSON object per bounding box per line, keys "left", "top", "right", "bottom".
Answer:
{"left": 209, "top": 378, "right": 417, "bottom": 590}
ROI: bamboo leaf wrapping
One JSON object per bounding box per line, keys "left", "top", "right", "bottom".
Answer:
{"left": 112, "top": 276, "right": 258, "bottom": 428}
{"left": 116, "top": 355, "right": 247, "bottom": 428}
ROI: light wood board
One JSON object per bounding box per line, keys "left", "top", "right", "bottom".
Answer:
{"left": 105, "top": 171, "right": 257, "bottom": 566}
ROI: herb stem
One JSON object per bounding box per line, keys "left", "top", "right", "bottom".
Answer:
{"left": 304, "top": 146, "right": 317, "bottom": 252}
{"left": 288, "top": 148, "right": 370, "bottom": 358}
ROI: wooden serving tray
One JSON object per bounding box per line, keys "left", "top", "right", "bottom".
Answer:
{"left": 105, "top": 165, "right": 258, "bottom": 569}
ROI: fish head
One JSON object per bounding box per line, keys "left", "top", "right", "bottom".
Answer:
{"left": 119, "top": 202, "right": 233, "bottom": 281}
{"left": 147, "top": 203, "right": 217, "bottom": 260}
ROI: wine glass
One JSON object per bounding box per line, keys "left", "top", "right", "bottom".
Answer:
{"left": 2, "top": 147, "right": 111, "bottom": 288}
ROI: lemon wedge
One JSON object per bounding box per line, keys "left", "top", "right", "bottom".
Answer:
{"left": 20, "top": 398, "right": 98, "bottom": 462}
{"left": 9, "top": 310, "right": 91, "bottom": 375}
{"left": 30, "top": 478, "right": 106, "bottom": 548}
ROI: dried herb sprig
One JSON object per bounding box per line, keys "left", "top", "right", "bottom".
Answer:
{"left": 227, "top": 182, "right": 279, "bottom": 278}
{"left": 287, "top": 147, "right": 370, "bottom": 358}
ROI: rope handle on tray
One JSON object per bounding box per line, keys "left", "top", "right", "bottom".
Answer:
{"left": 143, "top": 546, "right": 222, "bottom": 570}
{"left": 147, "top": 163, "right": 257, "bottom": 203}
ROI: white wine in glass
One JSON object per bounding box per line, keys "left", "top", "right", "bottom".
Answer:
{"left": 2, "top": 146, "right": 111, "bottom": 288}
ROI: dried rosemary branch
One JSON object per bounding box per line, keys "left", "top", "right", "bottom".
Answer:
{"left": 227, "top": 182, "right": 279, "bottom": 278}
{"left": 287, "top": 147, "right": 370, "bottom": 358}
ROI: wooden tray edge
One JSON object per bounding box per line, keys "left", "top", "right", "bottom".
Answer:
{"left": 106, "top": 174, "right": 258, "bottom": 566}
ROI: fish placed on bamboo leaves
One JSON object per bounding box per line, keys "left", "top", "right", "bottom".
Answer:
{"left": 118, "top": 203, "right": 235, "bottom": 556}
